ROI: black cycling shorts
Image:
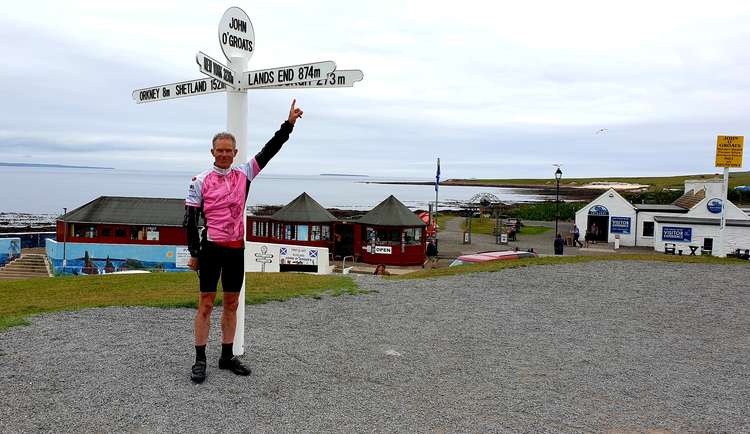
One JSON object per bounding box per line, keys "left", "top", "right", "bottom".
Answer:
{"left": 198, "top": 241, "right": 244, "bottom": 293}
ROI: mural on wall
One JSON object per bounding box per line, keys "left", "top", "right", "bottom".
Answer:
{"left": 0, "top": 238, "right": 22, "bottom": 267}
{"left": 45, "top": 239, "right": 190, "bottom": 275}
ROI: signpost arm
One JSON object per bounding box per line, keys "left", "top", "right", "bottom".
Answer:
{"left": 227, "top": 56, "right": 249, "bottom": 356}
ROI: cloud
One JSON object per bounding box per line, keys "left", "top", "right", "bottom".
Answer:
{"left": 1, "top": 1, "right": 750, "bottom": 179}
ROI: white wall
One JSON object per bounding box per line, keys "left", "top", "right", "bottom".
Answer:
{"left": 653, "top": 221, "right": 710, "bottom": 253}
{"left": 723, "top": 225, "right": 750, "bottom": 254}
{"left": 653, "top": 221, "right": 750, "bottom": 256}
{"left": 574, "top": 189, "right": 637, "bottom": 246}
{"left": 686, "top": 197, "right": 750, "bottom": 220}
{"left": 632, "top": 211, "right": 663, "bottom": 247}
{"left": 684, "top": 179, "right": 723, "bottom": 198}
{"left": 245, "top": 241, "right": 331, "bottom": 274}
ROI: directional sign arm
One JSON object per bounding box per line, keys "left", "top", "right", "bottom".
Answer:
{"left": 196, "top": 51, "right": 238, "bottom": 87}
{"left": 237, "top": 61, "right": 337, "bottom": 89}
{"left": 132, "top": 77, "right": 229, "bottom": 104}
{"left": 251, "top": 69, "right": 364, "bottom": 89}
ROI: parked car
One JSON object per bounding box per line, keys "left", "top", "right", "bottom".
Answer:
{"left": 449, "top": 250, "right": 537, "bottom": 267}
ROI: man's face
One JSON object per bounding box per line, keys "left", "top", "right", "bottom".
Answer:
{"left": 211, "top": 138, "right": 237, "bottom": 169}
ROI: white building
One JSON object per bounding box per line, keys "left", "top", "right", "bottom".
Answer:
{"left": 574, "top": 179, "right": 750, "bottom": 256}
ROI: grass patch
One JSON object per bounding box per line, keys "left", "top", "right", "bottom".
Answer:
{"left": 518, "top": 225, "right": 551, "bottom": 235}
{"left": 0, "top": 272, "right": 358, "bottom": 332}
{"left": 460, "top": 217, "right": 552, "bottom": 236}
{"left": 393, "top": 254, "right": 749, "bottom": 280}
{"left": 0, "top": 316, "right": 30, "bottom": 330}
{"left": 435, "top": 214, "right": 454, "bottom": 231}
{"left": 506, "top": 201, "right": 586, "bottom": 221}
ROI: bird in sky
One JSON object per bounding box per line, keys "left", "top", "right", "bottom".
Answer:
{"left": 595, "top": 128, "right": 608, "bottom": 134}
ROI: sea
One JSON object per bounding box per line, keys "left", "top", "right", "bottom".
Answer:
{"left": 1, "top": 166, "right": 548, "bottom": 219}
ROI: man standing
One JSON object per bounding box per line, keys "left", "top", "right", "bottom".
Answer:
{"left": 184, "top": 99, "right": 303, "bottom": 383}
{"left": 572, "top": 225, "right": 583, "bottom": 247}
{"left": 424, "top": 238, "right": 438, "bottom": 268}
{"left": 554, "top": 233, "right": 565, "bottom": 255}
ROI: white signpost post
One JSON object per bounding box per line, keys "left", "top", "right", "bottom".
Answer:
{"left": 715, "top": 135, "right": 744, "bottom": 257}
{"left": 132, "top": 6, "right": 363, "bottom": 356}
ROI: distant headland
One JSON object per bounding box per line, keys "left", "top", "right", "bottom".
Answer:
{"left": 320, "top": 173, "right": 369, "bottom": 177}
{"left": 0, "top": 162, "right": 115, "bottom": 170}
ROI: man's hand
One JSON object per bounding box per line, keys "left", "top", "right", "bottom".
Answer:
{"left": 188, "top": 257, "right": 199, "bottom": 271}
{"left": 287, "top": 99, "right": 303, "bottom": 125}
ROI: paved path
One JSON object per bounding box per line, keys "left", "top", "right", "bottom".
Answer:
{"left": 1, "top": 261, "right": 748, "bottom": 433}
{"left": 437, "top": 217, "right": 663, "bottom": 258}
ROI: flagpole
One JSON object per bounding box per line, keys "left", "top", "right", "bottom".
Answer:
{"left": 435, "top": 157, "right": 440, "bottom": 249}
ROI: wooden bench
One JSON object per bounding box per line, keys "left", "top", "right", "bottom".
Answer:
{"left": 664, "top": 243, "right": 676, "bottom": 255}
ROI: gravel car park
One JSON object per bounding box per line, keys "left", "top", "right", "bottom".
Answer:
{"left": 1, "top": 261, "right": 748, "bottom": 433}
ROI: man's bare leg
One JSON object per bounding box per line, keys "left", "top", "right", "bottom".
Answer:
{"left": 191, "top": 292, "right": 216, "bottom": 383}
{"left": 217, "top": 292, "right": 251, "bottom": 375}
{"left": 195, "top": 292, "right": 217, "bottom": 345}
{"left": 221, "top": 292, "right": 240, "bottom": 344}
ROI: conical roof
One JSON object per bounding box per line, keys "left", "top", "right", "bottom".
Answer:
{"left": 357, "top": 195, "right": 426, "bottom": 227}
{"left": 270, "top": 192, "right": 338, "bottom": 223}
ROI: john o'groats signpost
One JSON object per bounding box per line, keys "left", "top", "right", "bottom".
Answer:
{"left": 132, "top": 6, "right": 364, "bottom": 355}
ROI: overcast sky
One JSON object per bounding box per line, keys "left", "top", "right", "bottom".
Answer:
{"left": 2, "top": 0, "right": 749, "bottom": 179}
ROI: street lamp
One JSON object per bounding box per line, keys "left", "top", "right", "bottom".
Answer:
{"left": 554, "top": 168, "right": 563, "bottom": 236}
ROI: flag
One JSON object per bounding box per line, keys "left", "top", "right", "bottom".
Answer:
{"left": 435, "top": 158, "right": 441, "bottom": 192}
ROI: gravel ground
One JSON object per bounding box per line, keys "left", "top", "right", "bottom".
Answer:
{"left": 1, "top": 261, "right": 748, "bottom": 433}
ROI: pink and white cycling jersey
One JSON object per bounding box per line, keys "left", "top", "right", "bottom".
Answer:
{"left": 185, "top": 158, "right": 262, "bottom": 243}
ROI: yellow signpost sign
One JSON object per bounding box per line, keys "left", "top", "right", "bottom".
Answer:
{"left": 715, "top": 135, "right": 744, "bottom": 168}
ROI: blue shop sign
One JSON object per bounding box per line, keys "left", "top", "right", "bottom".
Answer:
{"left": 706, "top": 198, "right": 722, "bottom": 214}
{"left": 662, "top": 226, "right": 692, "bottom": 242}
{"left": 588, "top": 205, "right": 609, "bottom": 216}
{"left": 610, "top": 216, "right": 631, "bottom": 234}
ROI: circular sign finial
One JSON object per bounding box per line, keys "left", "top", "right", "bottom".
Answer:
{"left": 219, "top": 7, "right": 255, "bottom": 62}
{"left": 707, "top": 198, "right": 723, "bottom": 214}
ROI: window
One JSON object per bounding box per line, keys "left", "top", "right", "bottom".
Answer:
{"left": 311, "top": 225, "right": 321, "bottom": 241}
{"left": 284, "top": 224, "right": 295, "bottom": 240}
{"left": 115, "top": 228, "right": 126, "bottom": 237}
{"left": 101, "top": 227, "right": 112, "bottom": 237}
{"left": 146, "top": 226, "right": 159, "bottom": 241}
{"left": 296, "top": 224, "right": 309, "bottom": 241}
{"left": 251, "top": 221, "right": 257, "bottom": 236}
{"left": 403, "top": 227, "right": 422, "bottom": 245}
{"left": 365, "top": 226, "right": 375, "bottom": 242}
{"left": 131, "top": 227, "right": 143, "bottom": 240}
{"left": 74, "top": 225, "right": 97, "bottom": 238}
{"left": 703, "top": 238, "right": 713, "bottom": 251}
{"left": 642, "top": 221, "right": 654, "bottom": 237}
{"left": 366, "top": 227, "right": 401, "bottom": 244}
{"left": 322, "top": 225, "right": 331, "bottom": 241}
